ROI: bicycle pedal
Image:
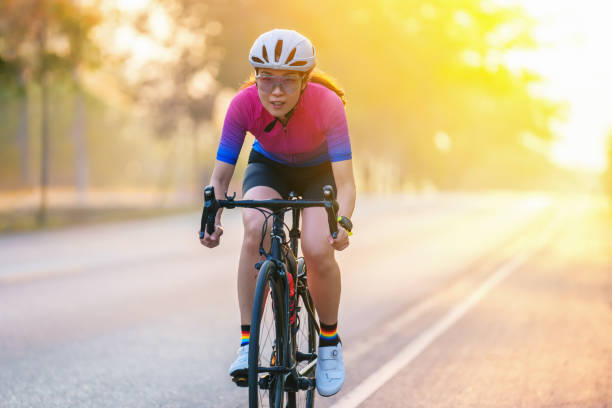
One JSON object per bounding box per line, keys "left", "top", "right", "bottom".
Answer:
{"left": 232, "top": 375, "right": 248, "bottom": 387}
{"left": 296, "top": 377, "right": 316, "bottom": 391}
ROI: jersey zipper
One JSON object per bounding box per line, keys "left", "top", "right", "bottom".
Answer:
{"left": 283, "top": 121, "right": 294, "bottom": 164}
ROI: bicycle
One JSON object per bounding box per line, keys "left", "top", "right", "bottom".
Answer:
{"left": 200, "top": 185, "right": 346, "bottom": 408}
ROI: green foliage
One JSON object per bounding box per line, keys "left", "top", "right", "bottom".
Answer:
{"left": 0, "top": 0, "right": 565, "bottom": 191}
{"left": 0, "top": 0, "right": 103, "bottom": 190}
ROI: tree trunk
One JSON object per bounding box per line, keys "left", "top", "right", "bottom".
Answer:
{"left": 38, "top": 12, "right": 49, "bottom": 226}
{"left": 71, "top": 70, "right": 89, "bottom": 204}
{"left": 17, "top": 71, "right": 30, "bottom": 187}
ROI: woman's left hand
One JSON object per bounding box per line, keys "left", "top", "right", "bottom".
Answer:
{"left": 329, "top": 226, "right": 350, "bottom": 251}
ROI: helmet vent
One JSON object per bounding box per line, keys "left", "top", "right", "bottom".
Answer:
{"left": 274, "top": 40, "right": 283, "bottom": 62}
{"left": 262, "top": 46, "right": 269, "bottom": 62}
{"left": 285, "top": 47, "right": 297, "bottom": 64}
{"left": 251, "top": 56, "right": 265, "bottom": 64}
{"left": 289, "top": 61, "right": 307, "bottom": 66}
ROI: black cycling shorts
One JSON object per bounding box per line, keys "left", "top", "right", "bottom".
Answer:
{"left": 242, "top": 150, "right": 337, "bottom": 199}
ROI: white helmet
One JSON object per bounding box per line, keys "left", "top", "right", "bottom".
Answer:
{"left": 249, "top": 29, "right": 316, "bottom": 72}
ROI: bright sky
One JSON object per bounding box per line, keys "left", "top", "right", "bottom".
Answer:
{"left": 112, "top": 0, "right": 150, "bottom": 12}
{"left": 497, "top": 0, "right": 612, "bottom": 172}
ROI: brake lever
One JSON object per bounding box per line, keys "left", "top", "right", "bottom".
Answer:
{"left": 200, "top": 186, "right": 218, "bottom": 238}
{"left": 322, "top": 185, "right": 339, "bottom": 239}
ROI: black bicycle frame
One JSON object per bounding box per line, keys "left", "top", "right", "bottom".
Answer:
{"left": 199, "top": 185, "right": 338, "bottom": 394}
{"left": 266, "top": 205, "right": 319, "bottom": 391}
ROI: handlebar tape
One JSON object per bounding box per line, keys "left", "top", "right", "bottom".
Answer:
{"left": 323, "top": 185, "right": 339, "bottom": 239}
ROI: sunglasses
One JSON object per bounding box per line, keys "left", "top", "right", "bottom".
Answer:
{"left": 255, "top": 74, "right": 302, "bottom": 94}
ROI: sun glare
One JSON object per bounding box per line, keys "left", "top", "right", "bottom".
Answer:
{"left": 96, "top": 1, "right": 612, "bottom": 176}
{"left": 114, "top": 0, "right": 151, "bottom": 12}
{"left": 497, "top": 0, "right": 612, "bottom": 172}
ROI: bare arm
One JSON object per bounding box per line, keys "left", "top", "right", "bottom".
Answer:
{"left": 209, "top": 160, "right": 235, "bottom": 200}
{"left": 329, "top": 159, "right": 356, "bottom": 250}
{"left": 332, "top": 159, "right": 356, "bottom": 219}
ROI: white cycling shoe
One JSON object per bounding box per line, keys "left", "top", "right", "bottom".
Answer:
{"left": 316, "top": 343, "right": 345, "bottom": 397}
{"left": 229, "top": 344, "right": 249, "bottom": 378}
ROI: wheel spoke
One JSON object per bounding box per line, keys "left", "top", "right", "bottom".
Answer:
{"left": 251, "top": 273, "right": 285, "bottom": 408}
{"left": 290, "top": 287, "right": 316, "bottom": 407}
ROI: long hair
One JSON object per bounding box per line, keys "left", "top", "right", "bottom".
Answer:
{"left": 239, "top": 68, "right": 346, "bottom": 105}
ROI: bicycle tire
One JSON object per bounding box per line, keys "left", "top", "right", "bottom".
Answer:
{"left": 249, "top": 260, "right": 287, "bottom": 408}
{"left": 287, "top": 258, "right": 317, "bottom": 408}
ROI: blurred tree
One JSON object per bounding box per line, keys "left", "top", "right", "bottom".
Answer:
{"left": 0, "top": 0, "right": 101, "bottom": 220}
{"left": 0, "top": 0, "right": 566, "bottom": 197}
{"left": 196, "top": 0, "right": 561, "bottom": 190}
{"left": 0, "top": 0, "right": 53, "bottom": 220}
{"left": 55, "top": 0, "right": 101, "bottom": 199}
{"left": 0, "top": 0, "right": 37, "bottom": 187}
{"left": 102, "top": 0, "right": 225, "bottom": 190}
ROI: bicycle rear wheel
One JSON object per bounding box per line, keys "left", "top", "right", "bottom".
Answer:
{"left": 287, "top": 258, "right": 317, "bottom": 408}
{"left": 249, "top": 260, "right": 287, "bottom": 408}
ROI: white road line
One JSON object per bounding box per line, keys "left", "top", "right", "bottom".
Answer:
{"left": 344, "top": 201, "right": 549, "bottom": 366}
{"left": 344, "top": 228, "right": 527, "bottom": 366}
{"left": 331, "top": 206, "right": 563, "bottom": 408}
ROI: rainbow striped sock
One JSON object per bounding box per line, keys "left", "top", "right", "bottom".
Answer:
{"left": 319, "top": 321, "right": 339, "bottom": 347}
{"left": 241, "top": 325, "right": 250, "bottom": 347}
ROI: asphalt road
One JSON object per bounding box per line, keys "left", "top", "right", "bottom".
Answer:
{"left": 1, "top": 192, "right": 610, "bottom": 407}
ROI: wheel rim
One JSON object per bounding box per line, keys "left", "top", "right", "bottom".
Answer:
{"left": 254, "top": 280, "right": 285, "bottom": 408}
{"left": 292, "top": 290, "right": 316, "bottom": 408}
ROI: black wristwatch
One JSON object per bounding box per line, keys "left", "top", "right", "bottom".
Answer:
{"left": 337, "top": 216, "right": 353, "bottom": 235}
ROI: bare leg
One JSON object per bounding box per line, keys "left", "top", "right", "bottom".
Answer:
{"left": 301, "top": 207, "right": 341, "bottom": 325}
{"left": 237, "top": 186, "right": 282, "bottom": 325}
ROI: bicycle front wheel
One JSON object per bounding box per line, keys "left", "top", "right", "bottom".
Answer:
{"left": 249, "top": 260, "right": 287, "bottom": 408}
{"left": 287, "top": 258, "right": 317, "bottom": 408}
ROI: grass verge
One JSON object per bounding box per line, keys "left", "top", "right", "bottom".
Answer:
{"left": 0, "top": 205, "right": 200, "bottom": 234}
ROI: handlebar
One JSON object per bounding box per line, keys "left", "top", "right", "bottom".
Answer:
{"left": 199, "top": 185, "right": 341, "bottom": 239}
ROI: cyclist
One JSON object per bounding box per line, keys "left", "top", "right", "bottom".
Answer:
{"left": 200, "top": 28, "right": 355, "bottom": 397}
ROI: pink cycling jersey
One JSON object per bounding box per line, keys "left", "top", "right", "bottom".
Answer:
{"left": 216, "top": 82, "right": 352, "bottom": 167}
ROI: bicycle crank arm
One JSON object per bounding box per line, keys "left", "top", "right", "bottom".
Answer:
{"left": 295, "top": 377, "right": 316, "bottom": 391}
{"left": 257, "top": 366, "right": 292, "bottom": 374}
{"left": 296, "top": 351, "right": 317, "bottom": 362}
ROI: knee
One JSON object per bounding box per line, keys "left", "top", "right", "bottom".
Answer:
{"left": 301, "top": 238, "right": 334, "bottom": 272}
{"left": 242, "top": 214, "right": 265, "bottom": 250}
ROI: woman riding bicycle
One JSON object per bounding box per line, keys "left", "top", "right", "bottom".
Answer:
{"left": 200, "top": 28, "right": 355, "bottom": 397}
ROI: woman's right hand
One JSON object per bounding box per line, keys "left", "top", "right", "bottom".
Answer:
{"left": 200, "top": 223, "right": 224, "bottom": 248}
